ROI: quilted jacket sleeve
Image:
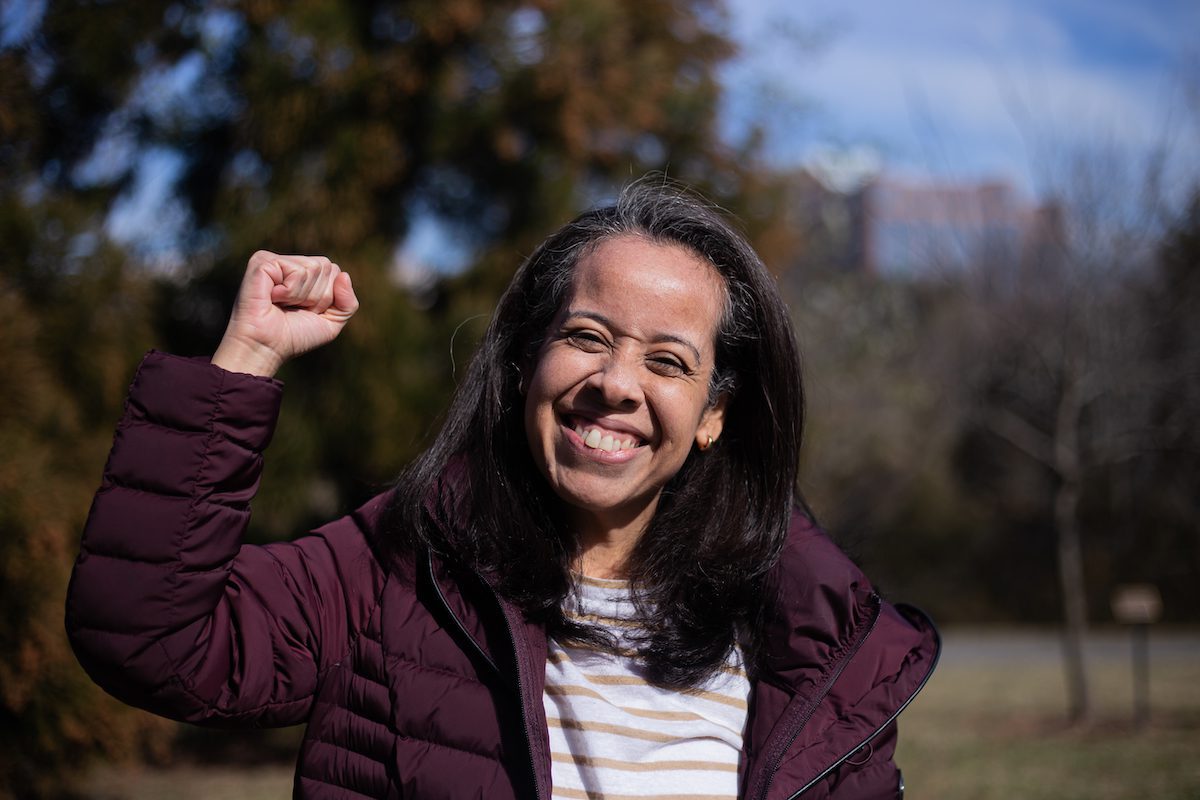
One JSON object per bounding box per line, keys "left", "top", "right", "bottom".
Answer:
{"left": 65, "top": 351, "right": 384, "bottom": 728}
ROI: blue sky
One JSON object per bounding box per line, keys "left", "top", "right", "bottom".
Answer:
{"left": 721, "top": 0, "right": 1199, "bottom": 198}
{"left": 6, "top": 0, "right": 1196, "bottom": 264}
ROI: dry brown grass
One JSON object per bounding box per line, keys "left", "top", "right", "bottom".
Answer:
{"left": 896, "top": 628, "right": 1200, "bottom": 799}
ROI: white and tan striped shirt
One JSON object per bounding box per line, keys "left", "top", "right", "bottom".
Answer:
{"left": 544, "top": 574, "right": 750, "bottom": 800}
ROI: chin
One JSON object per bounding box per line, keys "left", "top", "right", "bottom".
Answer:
{"left": 551, "top": 478, "right": 660, "bottom": 531}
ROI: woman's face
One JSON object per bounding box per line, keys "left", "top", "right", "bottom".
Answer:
{"left": 523, "top": 234, "right": 728, "bottom": 538}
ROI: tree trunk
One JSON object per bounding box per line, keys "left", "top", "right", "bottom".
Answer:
{"left": 1055, "top": 475, "right": 1090, "bottom": 722}
{"left": 1054, "top": 373, "right": 1090, "bottom": 723}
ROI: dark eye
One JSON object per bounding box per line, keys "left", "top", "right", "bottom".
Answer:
{"left": 565, "top": 330, "right": 607, "bottom": 351}
{"left": 647, "top": 355, "right": 689, "bottom": 376}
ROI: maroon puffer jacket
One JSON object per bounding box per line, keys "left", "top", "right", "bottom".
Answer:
{"left": 66, "top": 352, "right": 939, "bottom": 799}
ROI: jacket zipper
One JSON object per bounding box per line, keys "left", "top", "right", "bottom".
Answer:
{"left": 499, "top": 601, "right": 545, "bottom": 800}
{"left": 422, "top": 548, "right": 544, "bottom": 800}
{"left": 784, "top": 605, "right": 940, "bottom": 799}
{"left": 752, "top": 593, "right": 882, "bottom": 800}
{"left": 424, "top": 548, "right": 499, "bottom": 675}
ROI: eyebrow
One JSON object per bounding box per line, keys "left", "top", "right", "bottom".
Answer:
{"left": 563, "top": 310, "right": 703, "bottom": 364}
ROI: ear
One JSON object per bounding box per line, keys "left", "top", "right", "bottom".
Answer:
{"left": 696, "top": 392, "right": 729, "bottom": 450}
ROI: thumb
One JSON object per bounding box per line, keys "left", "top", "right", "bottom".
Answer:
{"left": 329, "top": 271, "right": 360, "bottom": 319}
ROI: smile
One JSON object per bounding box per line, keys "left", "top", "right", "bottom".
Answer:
{"left": 562, "top": 415, "right": 647, "bottom": 454}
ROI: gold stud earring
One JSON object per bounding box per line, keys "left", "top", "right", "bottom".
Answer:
{"left": 700, "top": 434, "right": 714, "bottom": 451}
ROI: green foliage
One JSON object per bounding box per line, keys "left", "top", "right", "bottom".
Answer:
{"left": 48, "top": 0, "right": 752, "bottom": 535}
{"left": 0, "top": 207, "right": 172, "bottom": 798}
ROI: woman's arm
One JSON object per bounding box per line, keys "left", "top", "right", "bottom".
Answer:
{"left": 65, "top": 352, "right": 383, "bottom": 727}
{"left": 65, "top": 252, "right": 372, "bottom": 727}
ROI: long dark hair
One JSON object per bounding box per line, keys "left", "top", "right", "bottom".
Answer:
{"left": 385, "top": 176, "right": 805, "bottom": 687}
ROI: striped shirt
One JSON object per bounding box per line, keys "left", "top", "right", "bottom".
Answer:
{"left": 544, "top": 574, "right": 750, "bottom": 800}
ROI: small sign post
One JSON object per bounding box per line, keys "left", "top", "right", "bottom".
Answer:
{"left": 1111, "top": 584, "right": 1162, "bottom": 726}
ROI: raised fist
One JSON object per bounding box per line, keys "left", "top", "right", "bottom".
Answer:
{"left": 211, "top": 251, "right": 359, "bottom": 377}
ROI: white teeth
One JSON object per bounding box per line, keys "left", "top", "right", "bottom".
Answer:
{"left": 574, "top": 420, "right": 639, "bottom": 452}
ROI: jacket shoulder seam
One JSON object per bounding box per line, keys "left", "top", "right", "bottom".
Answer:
{"left": 315, "top": 532, "right": 387, "bottom": 680}
{"left": 100, "top": 476, "right": 251, "bottom": 510}
{"left": 294, "top": 773, "right": 380, "bottom": 799}
{"left": 395, "top": 731, "right": 507, "bottom": 764}
{"left": 156, "top": 643, "right": 312, "bottom": 718}
{"left": 385, "top": 651, "right": 488, "bottom": 687}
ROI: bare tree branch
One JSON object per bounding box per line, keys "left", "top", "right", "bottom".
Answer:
{"left": 979, "top": 406, "right": 1057, "bottom": 467}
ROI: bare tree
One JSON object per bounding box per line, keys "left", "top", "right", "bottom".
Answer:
{"left": 963, "top": 149, "right": 1177, "bottom": 723}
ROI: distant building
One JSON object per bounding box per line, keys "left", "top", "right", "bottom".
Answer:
{"left": 862, "top": 176, "right": 1049, "bottom": 277}
{"left": 782, "top": 158, "right": 1059, "bottom": 278}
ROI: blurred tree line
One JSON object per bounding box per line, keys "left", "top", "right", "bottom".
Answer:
{"left": 787, "top": 149, "right": 1200, "bottom": 719}
{"left": 0, "top": 0, "right": 1196, "bottom": 794}
{"left": 788, "top": 157, "right": 1200, "bottom": 720}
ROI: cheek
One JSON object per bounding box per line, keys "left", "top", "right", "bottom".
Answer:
{"left": 522, "top": 390, "right": 553, "bottom": 484}
{"left": 523, "top": 356, "right": 567, "bottom": 449}
{"left": 527, "top": 348, "right": 589, "bottom": 407}
{"left": 655, "top": 385, "right": 710, "bottom": 437}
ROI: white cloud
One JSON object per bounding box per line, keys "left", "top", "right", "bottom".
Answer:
{"left": 723, "top": 0, "right": 1198, "bottom": 193}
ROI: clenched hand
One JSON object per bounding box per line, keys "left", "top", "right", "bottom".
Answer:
{"left": 212, "top": 251, "right": 359, "bottom": 378}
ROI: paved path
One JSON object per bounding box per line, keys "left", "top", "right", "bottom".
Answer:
{"left": 936, "top": 627, "right": 1200, "bottom": 667}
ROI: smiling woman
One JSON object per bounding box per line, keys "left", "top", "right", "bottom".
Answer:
{"left": 66, "top": 176, "right": 939, "bottom": 799}
{"left": 524, "top": 236, "right": 729, "bottom": 570}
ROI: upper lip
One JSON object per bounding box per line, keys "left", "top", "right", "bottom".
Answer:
{"left": 562, "top": 411, "right": 650, "bottom": 444}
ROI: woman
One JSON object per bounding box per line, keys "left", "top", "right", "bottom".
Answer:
{"left": 67, "top": 178, "right": 939, "bottom": 799}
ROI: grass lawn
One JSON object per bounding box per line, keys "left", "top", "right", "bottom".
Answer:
{"left": 81, "top": 765, "right": 295, "bottom": 800}
{"left": 78, "top": 629, "right": 1200, "bottom": 798}
{"left": 896, "top": 628, "right": 1200, "bottom": 799}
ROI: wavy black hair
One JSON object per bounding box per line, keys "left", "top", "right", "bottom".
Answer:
{"left": 385, "top": 176, "right": 805, "bottom": 688}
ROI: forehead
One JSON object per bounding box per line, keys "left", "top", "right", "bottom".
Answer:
{"left": 566, "top": 235, "right": 726, "bottom": 349}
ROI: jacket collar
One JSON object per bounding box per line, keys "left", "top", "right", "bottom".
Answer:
{"left": 741, "top": 509, "right": 940, "bottom": 800}
{"left": 759, "top": 510, "right": 882, "bottom": 686}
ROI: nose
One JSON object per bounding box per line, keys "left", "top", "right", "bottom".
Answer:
{"left": 588, "top": 351, "right": 644, "bottom": 409}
